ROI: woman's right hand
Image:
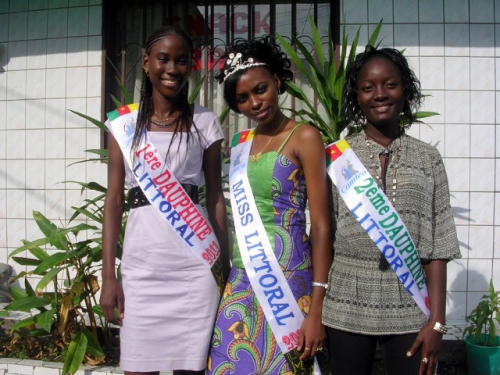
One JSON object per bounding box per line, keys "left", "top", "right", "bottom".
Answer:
{"left": 100, "top": 277, "right": 124, "bottom": 325}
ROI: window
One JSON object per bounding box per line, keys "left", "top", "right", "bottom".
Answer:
{"left": 103, "top": 0, "right": 339, "bottom": 145}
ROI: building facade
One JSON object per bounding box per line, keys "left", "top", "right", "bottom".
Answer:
{"left": 1, "top": 0, "right": 499, "bottom": 333}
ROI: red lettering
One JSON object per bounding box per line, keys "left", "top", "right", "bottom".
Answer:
{"left": 254, "top": 11, "right": 270, "bottom": 34}
{"left": 135, "top": 143, "right": 151, "bottom": 157}
{"left": 233, "top": 12, "right": 248, "bottom": 33}
{"left": 153, "top": 169, "right": 172, "bottom": 185}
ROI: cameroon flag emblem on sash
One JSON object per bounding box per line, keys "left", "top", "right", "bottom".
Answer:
{"left": 107, "top": 103, "right": 139, "bottom": 121}
{"left": 325, "top": 139, "right": 349, "bottom": 167}
{"left": 231, "top": 129, "right": 254, "bottom": 148}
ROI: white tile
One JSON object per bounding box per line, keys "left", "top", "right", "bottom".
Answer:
{"left": 69, "top": 0, "right": 89, "bottom": 6}
{"left": 6, "top": 160, "right": 26, "bottom": 190}
{"left": 420, "top": 123, "right": 445, "bottom": 154}
{"left": 6, "top": 189, "right": 26, "bottom": 218}
{"left": 420, "top": 24, "right": 445, "bottom": 56}
{"left": 419, "top": 57, "right": 444, "bottom": 90}
{"left": 87, "top": 66, "right": 100, "bottom": 97}
{"left": 45, "top": 129, "right": 65, "bottom": 158}
{"left": 87, "top": 36, "right": 101, "bottom": 66}
{"left": 393, "top": 0, "right": 418, "bottom": 23}
{"left": 0, "top": 220, "right": 6, "bottom": 248}
{"left": 8, "top": 12, "right": 28, "bottom": 41}
{"left": 470, "top": 158, "right": 494, "bottom": 191}
{"left": 445, "top": 57, "right": 469, "bottom": 91}
{"left": 85, "top": 156, "right": 106, "bottom": 185}
{"left": 470, "top": 58, "right": 495, "bottom": 90}
{"left": 367, "top": 0, "right": 392, "bottom": 24}
{"left": 88, "top": 5, "right": 101, "bottom": 36}
{"left": 66, "top": 67, "right": 86, "bottom": 97}
{"left": 470, "top": 24, "right": 495, "bottom": 57}
{"left": 89, "top": 0, "right": 102, "bottom": 4}
{"left": 445, "top": 124, "right": 469, "bottom": 157}
{"left": 444, "top": 0, "right": 469, "bottom": 22}
{"left": 46, "top": 37, "right": 67, "bottom": 68}
{"left": 86, "top": 97, "right": 101, "bottom": 124}
{"left": 6, "top": 130, "right": 26, "bottom": 159}
{"left": 0, "top": 102, "right": 5, "bottom": 129}
{"left": 495, "top": 226, "right": 500, "bottom": 257}
{"left": 468, "top": 227, "right": 494, "bottom": 258}
{"left": 25, "top": 160, "right": 45, "bottom": 190}
{"left": 447, "top": 291, "right": 467, "bottom": 321}
{"left": 447, "top": 259, "right": 468, "bottom": 291}
{"left": 0, "top": 131, "right": 4, "bottom": 160}
{"left": 0, "top": 72, "right": 6, "bottom": 101}
{"left": 45, "top": 98, "right": 66, "bottom": 128}
{"left": 10, "top": 0, "right": 29, "bottom": 12}
{"left": 445, "top": 158, "right": 470, "bottom": 191}
{"left": 0, "top": 14, "right": 8, "bottom": 42}
{"left": 0, "top": 1, "right": 8, "bottom": 12}
{"left": 65, "top": 128, "right": 86, "bottom": 158}
{"left": 25, "top": 188, "right": 46, "bottom": 217}
{"left": 470, "top": 0, "right": 495, "bottom": 23}
{"left": 7, "top": 70, "right": 27, "bottom": 100}
{"left": 419, "top": 0, "right": 444, "bottom": 23}
{"left": 65, "top": 159, "right": 86, "bottom": 184}
{"left": 393, "top": 24, "right": 419, "bottom": 57}
{"left": 444, "top": 24, "right": 470, "bottom": 57}
{"left": 47, "top": 8, "right": 68, "bottom": 38}
{"left": 456, "top": 225, "right": 470, "bottom": 257}
{"left": 25, "top": 99, "right": 46, "bottom": 129}
{"left": 66, "top": 189, "right": 85, "bottom": 218}
{"left": 371, "top": 23, "right": 393, "bottom": 47}
{"left": 445, "top": 90, "right": 469, "bottom": 124}
{"left": 467, "top": 260, "right": 493, "bottom": 290}
{"left": 29, "top": 0, "right": 49, "bottom": 10}
{"left": 44, "top": 159, "right": 65, "bottom": 187}
{"left": 27, "top": 40, "right": 47, "bottom": 69}
{"left": 493, "top": 260, "right": 500, "bottom": 290}
{"left": 497, "top": 160, "right": 500, "bottom": 192}
{"left": 470, "top": 124, "right": 495, "bottom": 158}
{"left": 26, "top": 69, "right": 46, "bottom": 99}
{"left": 341, "top": 0, "right": 367, "bottom": 24}
{"left": 6, "top": 100, "right": 26, "bottom": 130}
{"left": 496, "top": 93, "right": 500, "bottom": 124}
{"left": 67, "top": 7, "right": 88, "bottom": 37}
{"left": 27, "top": 10, "right": 48, "bottom": 39}
{"left": 86, "top": 126, "right": 101, "bottom": 149}
{"left": 0, "top": 160, "right": 5, "bottom": 189}
{"left": 45, "top": 189, "right": 66, "bottom": 220}
{"left": 65, "top": 97, "right": 86, "bottom": 127}
{"left": 406, "top": 55, "right": 420, "bottom": 78}
{"left": 471, "top": 91, "right": 495, "bottom": 124}
{"left": 46, "top": 68, "right": 66, "bottom": 98}
{"left": 49, "top": 0, "right": 69, "bottom": 8}
{"left": 8, "top": 41, "right": 27, "bottom": 70}
{"left": 469, "top": 192, "right": 495, "bottom": 225}
{"left": 26, "top": 129, "right": 45, "bottom": 159}
{"left": 67, "top": 36, "right": 87, "bottom": 67}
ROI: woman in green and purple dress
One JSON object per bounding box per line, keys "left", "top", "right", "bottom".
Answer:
{"left": 206, "top": 36, "right": 332, "bottom": 375}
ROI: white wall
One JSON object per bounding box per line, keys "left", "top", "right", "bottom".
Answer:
{"left": 341, "top": 0, "right": 500, "bottom": 331}
{"left": 0, "top": 0, "right": 105, "bottom": 288}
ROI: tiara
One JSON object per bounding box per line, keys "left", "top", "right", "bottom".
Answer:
{"left": 223, "top": 52, "right": 269, "bottom": 82}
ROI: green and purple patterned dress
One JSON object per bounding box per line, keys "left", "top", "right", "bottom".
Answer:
{"left": 207, "top": 135, "right": 315, "bottom": 375}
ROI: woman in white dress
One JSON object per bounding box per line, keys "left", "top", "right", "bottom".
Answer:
{"left": 100, "top": 25, "right": 229, "bottom": 375}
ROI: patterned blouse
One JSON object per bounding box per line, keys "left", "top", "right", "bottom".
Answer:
{"left": 322, "top": 130, "right": 461, "bottom": 334}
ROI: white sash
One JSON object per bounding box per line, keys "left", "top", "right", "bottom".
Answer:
{"left": 326, "top": 139, "right": 431, "bottom": 318}
{"left": 106, "top": 104, "right": 223, "bottom": 289}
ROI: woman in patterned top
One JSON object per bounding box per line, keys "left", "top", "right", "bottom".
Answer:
{"left": 322, "top": 45, "right": 461, "bottom": 375}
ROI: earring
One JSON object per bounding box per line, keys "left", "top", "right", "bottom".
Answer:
{"left": 145, "top": 69, "right": 149, "bottom": 77}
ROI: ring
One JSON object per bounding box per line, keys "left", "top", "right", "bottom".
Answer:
{"left": 304, "top": 347, "right": 310, "bottom": 351}
{"left": 422, "top": 357, "right": 429, "bottom": 364}
{"left": 315, "top": 347, "right": 323, "bottom": 351}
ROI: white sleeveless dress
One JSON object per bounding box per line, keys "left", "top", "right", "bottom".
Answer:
{"left": 119, "top": 104, "right": 223, "bottom": 372}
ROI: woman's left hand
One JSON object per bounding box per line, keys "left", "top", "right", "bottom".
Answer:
{"left": 297, "top": 315, "right": 327, "bottom": 361}
{"left": 406, "top": 322, "right": 443, "bottom": 375}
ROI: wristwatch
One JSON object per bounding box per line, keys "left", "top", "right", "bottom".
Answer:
{"left": 433, "top": 322, "right": 448, "bottom": 334}
{"left": 311, "top": 281, "right": 329, "bottom": 289}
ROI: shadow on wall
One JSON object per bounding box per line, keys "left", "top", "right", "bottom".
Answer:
{"left": 0, "top": 43, "right": 8, "bottom": 73}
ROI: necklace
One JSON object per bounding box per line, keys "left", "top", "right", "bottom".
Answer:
{"left": 364, "top": 132, "right": 403, "bottom": 203}
{"left": 150, "top": 111, "right": 181, "bottom": 128}
{"left": 250, "top": 115, "right": 288, "bottom": 162}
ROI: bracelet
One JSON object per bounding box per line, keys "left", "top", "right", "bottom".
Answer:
{"left": 311, "top": 281, "right": 329, "bottom": 289}
{"left": 433, "top": 322, "right": 448, "bottom": 334}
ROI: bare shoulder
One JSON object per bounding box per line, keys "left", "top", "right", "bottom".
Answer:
{"left": 291, "top": 122, "right": 323, "bottom": 144}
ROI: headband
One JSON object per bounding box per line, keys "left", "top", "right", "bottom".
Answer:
{"left": 223, "top": 52, "right": 269, "bottom": 82}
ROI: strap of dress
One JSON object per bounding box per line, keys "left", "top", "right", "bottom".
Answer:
{"left": 277, "top": 123, "right": 305, "bottom": 154}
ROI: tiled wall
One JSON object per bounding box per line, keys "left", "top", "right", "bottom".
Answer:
{"left": 0, "top": 0, "right": 105, "bottom": 288}
{"left": 1, "top": 0, "right": 498, "bottom": 332}
{"left": 341, "top": 0, "right": 500, "bottom": 329}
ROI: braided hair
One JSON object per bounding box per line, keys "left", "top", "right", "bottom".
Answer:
{"left": 216, "top": 35, "right": 293, "bottom": 113}
{"left": 342, "top": 45, "right": 422, "bottom": 129}
{"left": 131, "top": 25, "right": 195, "bottom": 156}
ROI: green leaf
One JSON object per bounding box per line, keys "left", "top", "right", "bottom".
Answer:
{"left": 24, "top": 278, "right": 36, "bottom": 297}
{"left": 29, "top": 247, "right": 49, "bottom": 261}
{"left": 83, "top": 330, "right": 105, "bottom": 360}
{"left": 11, "top": 257, "right": 42, "bottom": 266}
{"left": 110, "top": 94, "right": 122, "bottom": 108}
{"left": 189, "top": 75, "right": 206, "bottom": 104}
{"left": 309, "top": 16, "right": 325, "bottom": 70}
{"left": 33, "top": 211, "right": 69, "bottom": 250}
{"left": 5, "top": 296, "right": 51, "bottom": 312}
{"left": 116, "top": 76, "right": 134, "bottom": 104}
{"left": 68, "top": 110, "right": 107, "bottom": 132}
{"left": 11, "top": 316, "right": 37, "bottom": 331}
{"left": 63, "top": 332, "right": 88, "bottom": 375}
{"left": 0, "top": 311, "right": 8, "bottom": 318}
{"left": 8, "top": 238, "right": 51, "bottom": 259}
{"left": 415, "top": 111, "right": 440, "bottom": 119}
{"left": 36, "top": 267, "right": 64, "bottom": 291}
{"left": 92, "top": 304, "right": 104, "bottom": 318}
{"left": 9, "top": 286, "right": 28, "bottom": 301}
{"left": 36, "top": 308, "right": 55, "bottom": 333}
{"left": 34, "top": 251, "right": 78, "bottom": 274}
{"left": 368, "top": 19, "right": 383, "bottom": 46}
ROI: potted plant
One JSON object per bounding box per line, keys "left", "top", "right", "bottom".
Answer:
{"left": 462, "top": 279, "right": 500, "bottom": 375}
